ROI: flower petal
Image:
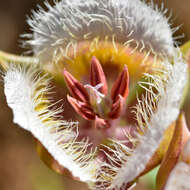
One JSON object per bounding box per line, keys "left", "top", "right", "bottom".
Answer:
{"left": 96, "top": 54, "right": 187, "bottom": 190}
{"left": 163, "top": 162, "right": 190, "bottom": 190}
{"left": 23, "top": 0, "right": 174, "bottom": 62}
{"left": 182, "top": 138, "right": 190, "bottom": 165}
{"left": 156, "top": 114, "right": 190, "bottom": 190}
{"left": 4, "top": 64, "right": 97, "bottom": 184}
{"left": 161, "top": 136, "right": 190, "bottom": 190}
{"left": 139, "top": 122, "right": 176, "bottom": 177}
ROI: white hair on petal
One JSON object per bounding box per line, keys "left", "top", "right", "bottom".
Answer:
{"left": 3, "top": 64, "right": 97, "bottom": 185}
{"left": 22, "top": 0, "right": 174, "bottom": 61}
{"left": 96, "top": 52, "right": 188, "bottom": 190}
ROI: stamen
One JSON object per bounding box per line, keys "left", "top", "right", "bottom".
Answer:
{"left": 67, "top": 95, "right": 95, "bottom": 120}
{"left": 109, "top": 95, "right": 125, "bottom": 119}
{"left": 111, "top": 65, "right": 129, "bottom": 103}
{"left": 65, "top": 58, "right": 130, "bottom": 124}
{"left": 90, "top": 56, "right": 108, "bottom": 95}
{"left": 63, "top": 69, "right": 89, "bottom": 103}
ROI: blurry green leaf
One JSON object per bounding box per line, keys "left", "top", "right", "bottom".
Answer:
{"left": 179, "top": 41, "right": 190, "bottom": 108}
{"left": 29, "top": 161, "right": 65, "bottom": 190}
{"left": 181, "top": 41, "right": 190, "bottom": 56}
{"left": 139, "top": 166, "right": 159, "bottom": 190}
{"left": 0, "top": 50, "right": 38, "bottom": 70}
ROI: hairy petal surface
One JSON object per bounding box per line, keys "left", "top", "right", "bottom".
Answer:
{"left": 23, "top": 0, "right": 174, "bottom": 61}
{"left": 96, "top": 53, "right": 188, "bottom": 190}
{"left": 3, "top": 64, "right": 97, "bottom": 185}
{"left": 13, "top": 0, "right": 188, "bottom": 189}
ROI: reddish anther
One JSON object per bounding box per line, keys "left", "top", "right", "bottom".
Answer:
{"left": 67, "top": 95, "right": 95, "bottom": 120}
{"left": 90, "top": 56, "right": 108, "bottom": 95}
{"left": 63, "top": 69, "right": 89, "bottom": 103}
{"left": 109, "top": 95, "right": 125, "bottom": 119}
{"left": 111, "top": 65, "right": 129, "bottom": 103}
{"left": 65, "top": 59, "right": 130, "bottom": 126}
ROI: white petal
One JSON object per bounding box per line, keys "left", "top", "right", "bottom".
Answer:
{"left": 4, "top": 64, "right": 96, "bottom": 184}
{"left": 164, "top": 162, "right": 190, "bottom": 190}
{"left": 23, "top": 0, "right": 174, "bottom": 62}
{"left": 96, "top": 52, "right": 188, "bottom": 190}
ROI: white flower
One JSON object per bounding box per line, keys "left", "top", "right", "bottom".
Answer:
{"left": 3, "top": 0, "right": 188, "bottom": 189}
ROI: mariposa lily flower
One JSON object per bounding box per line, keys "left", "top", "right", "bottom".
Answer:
{"left": 0, "top": 0, "right": 189, "bottom": 189}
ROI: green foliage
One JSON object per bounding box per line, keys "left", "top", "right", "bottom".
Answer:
{"left": 29, "top": 163, "right": 65, "bottom": 190}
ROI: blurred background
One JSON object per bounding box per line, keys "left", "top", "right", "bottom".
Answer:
{"left": 0, "top": 0, "right": 189, "bottom": 190}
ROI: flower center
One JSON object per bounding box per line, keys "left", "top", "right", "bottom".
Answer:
{"left": 63, "top": 56, "right": 129, "bottom": 129}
